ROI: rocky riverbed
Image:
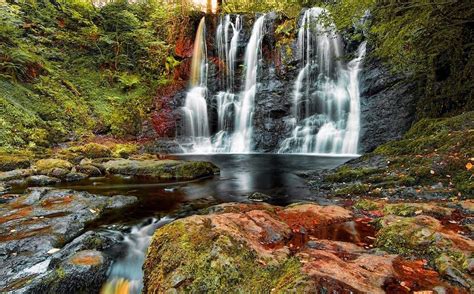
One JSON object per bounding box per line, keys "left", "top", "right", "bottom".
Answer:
{"left": 143, "top": 202, "right": 473, "bottom": 293}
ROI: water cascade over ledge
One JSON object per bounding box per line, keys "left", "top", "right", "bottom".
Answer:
{"left": 182, "top": 17, "right": 211, "bottom": 152}
{"left": 180, "top": 9, "right": 366, "bottom": 155}
{"left": 278, "top": 8, "right": 367, "bottom": 155}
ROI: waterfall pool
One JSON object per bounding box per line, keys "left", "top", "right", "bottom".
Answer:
{"left": 11, "top": 154, "right": 355, "bottom": 293}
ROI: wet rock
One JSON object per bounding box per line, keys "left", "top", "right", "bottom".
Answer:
{"left": 0, "top": 188, "right": 137, "bottom": 292}
{"left": 0, "top": 155, "right": 31, "bottom": 172}
{"left": 103, "top": 159, "right": 219, "bottom": 180}
{"left": 359, "top": 53, "right": 418, "bottom": 153}
{"left": 74, "top": 164, "right": 102, "bottom": 177}
{"left": 0, "top": 169, "right": 33, "bottom": 182}
{"left": 248, "top": 192, "right": 271, "bottom": 202}
{"left": 376, "top": 215, "right": 474, "bottom": 288}
{"left": 48, "top": 167, "right": 70, "bottom": 179}
{"left": 141, "top": 140, "right": 185, "bottom": 154}
{"left": 35, "top": 159, "right": 73, "bottom": 174}
{"left": 0, "top": 182, "right": 10, "bottom": 195}
{"left": 144, "top": 203, "right": 462, "bottom": 293}
{"left": 64, "top": 172, "right": 88, "bottom": 182}
{"left": 27, "top": 175, "right": 61, "bottom": 186}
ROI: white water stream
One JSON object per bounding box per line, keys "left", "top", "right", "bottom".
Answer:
{"left": 278, "top": 8, "right": 366, "bottom": 155}
{"left": 183, "top": 9, "right": 366, "bottom": 155}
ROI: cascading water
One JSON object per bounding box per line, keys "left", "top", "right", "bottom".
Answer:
{"left": 278, "top": 8, "right": 366, "bottom": 155}
{"left": 182, "top": 17, "right": 211, "bottom": 152}
{"left": 216, "top": 15, "right": 242, "bottom": 91}
{"left": 213, "top": 15, "right": 242, "bottom": 152}
{"left": 101, "top": 217, "right": 174, "bottom": 294}
{"left": 229, "top": 14, "right": 266, "bottom": 153}
{"left": 208, "top": 15, "right": 266, "bottom": 153}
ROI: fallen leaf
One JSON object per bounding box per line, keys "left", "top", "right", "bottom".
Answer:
{"left": 466, "top": 162, "right": 473, "bottom": 170}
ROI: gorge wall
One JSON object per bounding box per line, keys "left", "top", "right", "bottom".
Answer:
{"left": 143, "top": 11, "right": 418, "bottom": 154}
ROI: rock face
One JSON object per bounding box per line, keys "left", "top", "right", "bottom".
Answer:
{"left": 0, "top": 188, "right": 137, "bottom": 293}
{"left": 143, "top": 203, "right": 466, "bottom": 293}
{"left": 149, "top": 14, "right": 418, "bottom": 154}
{"left": 359, "top": 55, "right": 418, "bottom": 152}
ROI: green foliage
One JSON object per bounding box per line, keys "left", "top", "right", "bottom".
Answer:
{"left": 369, "top": 0, "right": 473, "bottom": 117}
{"left": 0, "top": 0, "right": 194, "bottom": 148}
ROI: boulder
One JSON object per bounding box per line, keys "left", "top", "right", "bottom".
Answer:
{"left": 64, "top": 172, "right": 88, "bottom": 183}
{"left": 27, "top": 175, "right": 61, "bottom": 186}
{"left": 103, "top": 159, "right": 219, "bottom": 180}
{"left": 48, "top": 167, "right": 70, "bottom": 179}
{"left": 74, "top": 164, "right": 103, "bottom": 177}
{"left": 0, "top": 188, "right": 137, "bottom": 292}
{"left": 143, "top": 203, "right": 463, "bottom": 293}
{"left": 0, "top": 155, "right": 30, "bottom": 172}
{"left": 35, "top": 159, "right": 73, "bottom": 174}
{"left": 0, "top": 169, "right": 33, "bottom": 182}
{"left": 248, "top": 192, "right": 271, "bottom": 202}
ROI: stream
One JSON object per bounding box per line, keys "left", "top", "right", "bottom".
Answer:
{"left": 14, "top": 154, "right": 354, "bottom": 293}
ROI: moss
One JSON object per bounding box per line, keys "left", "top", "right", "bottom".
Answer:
{"left": 144, "top": 220, "right": 310, "bottom": 293}
{"left": 375, "top": 216, "right": 471, "bottom": 286}
{"left": 334, "top": 183, "right": 371, "bottom": 196}
{"left": 383, "top": 204, "right": 419, "bottom": 217}
{"left": 375, "top": 112, "right": 474, "bottom": 157}
{"left": 325, "top": 166, "right": 382, "bottom": 183}
{"left": 34, "top": 158, "right": 73, "bottom": 172}
{"left": 103, "top": 159, "right": 218, "bottom": 180}
{"left": 67, "top": 143, "right": 112, "bottom": 159}
{"left": 354, "top": 199, "right": 379, "bottom": 211}
{"left": 173, "top": 161, "right": 219, "bottom": 180}
{"left": 110, "top": 143, "right": 138, "bottom": 158}
{"left": 0, "top": 154, "right": 31, "bottom": 171}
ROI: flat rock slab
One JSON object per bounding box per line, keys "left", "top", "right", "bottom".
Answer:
{"left": 0, "top": 188, "right": 137, "bottom": 292}
{"left": 144, "top": 203, "right": 467, "bottom": 293}
{"left": 103, "top": 159, "right": 219, "bottom": 180}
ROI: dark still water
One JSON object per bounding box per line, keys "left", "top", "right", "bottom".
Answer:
{"left": 43, "top": 154, "right": 354, "bottom": 223}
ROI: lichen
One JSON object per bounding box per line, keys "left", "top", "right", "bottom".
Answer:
{"left": 354, "top": 199, "right": 379, "bottom": 211}
{"left": 375, "top": 215, "right": 472, "bottom": 287}
{"left": 35, "top": 159, "right": 73, "bottom": 173}
{"left": 143, "top": 220, "right": 310, "bottom": 293}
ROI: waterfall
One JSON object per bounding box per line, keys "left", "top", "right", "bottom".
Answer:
{"left": 179, "top": 10, "right": 365, "bottom": 155}
{"left": 212, "top": 15, "right": 242, "bottom": 152}
{"left": 230, "top": 14, "right": 266, "bottom": 153}
{"left": 211, "top": 15, "right": 266, "bottom": 153}
{"left": 216, "top": 15, "right": 242, "bottom": 91}
{"left": 182, "top": 17, "right": 211, "bottom": 152}
{"left": 101, "top": 217, "right": 174, "bottom": 294}
{"left": 278, "top": 8, "right": 366, "bottom": 155}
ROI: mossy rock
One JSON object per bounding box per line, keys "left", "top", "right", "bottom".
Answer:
{"left": 334, "top": 183, "right": 371, "bottom": 196}
{"left": 67, "top": 143, "right": 112, "bottom": 159}
{"left": 143, "top": 220, "right": 309, "bottom": 293}
{"left": 34, "top": 159, "right": 73, "bottom": 174}
{"left": 375, "top": 215, "right": 473, "bottom": 288}
{"left": 0, "top": 155, "right": 31, "bottom": 172}
{"left": 354, "top": 199, "right": 379, "bottom": 211}
{"left": 110, "top": 143, "right": 138, "bottom": 158}
{"left": 103, "top": 159, "right": 219, "bottom": 180}
{"left": 325, "top": 166, "right": 382, "bottom": 183}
